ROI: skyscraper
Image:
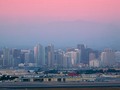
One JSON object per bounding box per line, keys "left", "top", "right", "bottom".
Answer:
{"left": 115, "top": 51, "right": 120, "bottom": 67}
{"left": 65, "top": 49, "right": 80, "bottom": 67}
{"left": 89, "top": 59, "right": 100, "bottom": 68}
{"left": 63, "top": 53, "right": 72, "bottom": 68}
{"left": 101, "top": 48, "right": 115, "bottom": 67}
{"left": 77, "top": 44, "right": 86, "bottom": 64}
{"left": 3, "top": 47, "right": 10, "bottom": 67}
{"left": 25, "top": 52, "right": 30, "bottom": 64}
{"left": 54, "top": 49, "right": 64, "bottom": 68}
{"left": 12, "top": 48, "right": 21, "bottom": 67}
{"left": 34, "top": 44, "right": 44, "bottom": 67}
{"left": 45, "top": 44, "right": 54, "bottom": 67}
{"left": 75, "top": 49, "right": 81, "bottom": 65}
{"left": 115, "top": 51, "right": 120, "bottom": 63}
{"left": 20, "top": 49, "right": 33, "bottom": 64}
{"left": 89, "top": 53, "right": 96, "bottom": 61}
{"left": 77, "top": 44, "right": 92, "bottom": 65}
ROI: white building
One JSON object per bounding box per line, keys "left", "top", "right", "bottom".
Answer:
{"left": 115, "top": 51, "right": 120, "bottom": 63}
{"left": 63, "top": 53, "right": 72, "bottom": 68}
{"left": 34, "top": 44, "right": 45, "bottom": 67}
{"left": 89, "top": 59, "right": 99, "bottom": 67}
{"left": 65, "top": 50, "right": 80, "bottom": 66}
{"left": 101, "top": 49, "right": 115, "bottom": 67}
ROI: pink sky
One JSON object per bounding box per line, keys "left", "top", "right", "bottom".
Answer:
{"left": 0, "top": 0, "right": 120, "bottom": 48}
{"left": 0, "top": 0, "right": 120, "bottom": 23}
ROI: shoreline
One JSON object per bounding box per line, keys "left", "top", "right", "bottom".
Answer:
{"left": 0, "top": 82, "right": 120, "bottom": 89}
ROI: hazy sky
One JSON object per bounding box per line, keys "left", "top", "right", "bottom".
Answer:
{"left": 0, "top": 0, "right": 120, "bottom": 49}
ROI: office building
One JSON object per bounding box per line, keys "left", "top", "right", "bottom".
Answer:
{"left": 54, "top": 49, "right": 64, "bottom": 68}
{"left": 34, "top": 44, "right": 44, "bottom": 67}
{"left": 3, "top": 47, "right": 11, "bottom": 67}
{"left": 45, "top": 44, "right": 54, "bottom": 67}
{"left": 101, "top": 48, "right": 115, "bottom": 67}
{"left": 89, "top": 59, "right": 100, "bottom": 67}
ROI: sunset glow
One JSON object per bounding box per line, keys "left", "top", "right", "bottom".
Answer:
{"left": 0, "top": 0, "right": 120, "bottom": 22}
{"left": 0, "top": 0, "right": 120, "bottom": 49}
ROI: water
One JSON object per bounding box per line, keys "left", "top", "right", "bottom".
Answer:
{"left": 1, "top": 88, "right": 120, "bottom": 90}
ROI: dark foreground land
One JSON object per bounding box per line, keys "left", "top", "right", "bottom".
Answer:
{"left": 20, "top": 88, "right": 120, "bottom": 90}
{"left": 2, "top": 88, "right": 120, "bottom": 90}
{"left": 0, "top": 82, "right": 120, "bottom": 90}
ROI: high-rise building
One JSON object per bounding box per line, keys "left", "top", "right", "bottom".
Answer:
{"left": 0, "top": 50, "right": 3, "bottom": 67}
{"left": 25, "top": 52, "right": 30, "bottom": 64}
{"left": 66, "top": 51, "right": 76, "bottom": 66}
{"left": 77, "top": 44, "right": 86, "bottom": 64}
{"left": 34, "top": 44, "right": 44, "bottom": 67}
{"left": 89, "top": 53, "right": 96, "bottom": 61}
{"left": 3, "top": 47, "right": 10, "bottom": 67}
{"left": 89, "top": 59, "right": 100, "bottom": 67}
{"left": 77, "top": 44, "right": 93, "bottom": 65}
{"left": 75, "top": 49, "right": 81, "bottom": 65}
{"left": 89, "top": 52, "right": 100, "bottom": 67}
{"left": 29, "top": 50, "right": 34, "bottom": 63}
{"left": 11, "top": 48, "right": 21, "bottom": 67}
{"left": 20, "top": 52, "right": 25, "bottom": 64}
{"left": 45, "top": 44, "right": 54, "bottom": 67}
{"left": 54, "top": 49, "right": 64, "bottom": 68}
{"left": 115, "top": 51, "right": 120, "bottom": 67}
{"left": 84, "top": 48, "right": 93, "bottom": 64}
{"left": 63, "top": 53, "right": 72, "bottom": 68}
{"left": 101, "top": 48, "right": 115, "bottom": 67}
{"left": 115, "top": 51, "right": 120, "bottom": 63}
{"left": 77, "top": 44, "right": 85, "bottom": 50}
{"left": 24, "top": 50, "right": 34, "bottom": 64}
{"left": 65, "top": 49, "right": 80, "bottom": 67}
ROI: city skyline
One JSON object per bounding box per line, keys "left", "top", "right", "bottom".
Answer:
{"left": 0, "top": 0, "right": 120, "bottom": 49}
{"left": 0, "top": 43, "right": 120, "bottom": 68}
{"left": 0, "top": 0, "right": 120, "bottom": 88}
